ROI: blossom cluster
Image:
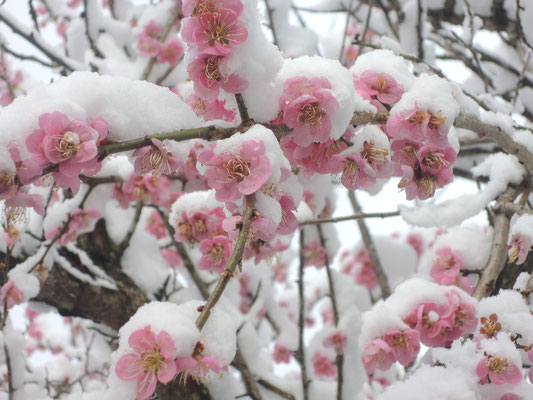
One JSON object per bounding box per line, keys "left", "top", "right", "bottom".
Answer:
{"left": 182, "top": 0, "right": 248, "bottom": 121}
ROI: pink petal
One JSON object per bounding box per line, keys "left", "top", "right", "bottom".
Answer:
{"left": 129, "top": 326, "right": 156, "bottom": 354}
{"left": 155, "top": 330, "right": 176, "bottom": 358}
{"left": 157, "top": 359, "right": 177, "bottom": 384}
{"left": 115, "top": 353, "right": 144, "bottom": 381}
{"left": 136, "top": 371, "right": 157, "bottom": 400}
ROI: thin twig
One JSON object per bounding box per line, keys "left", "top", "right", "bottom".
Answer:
{"left": 296, "top": 230, "right": 310, "bottom": 400}
{"left": 264, "top": 0, "right": 279, "bottom": 47}
{"left": 117, "top": 202, "right": 143, "bottom": 256}
{"left": 348, "top": 191, "right": 391, "bottom": 298}
{"left": 195, "top": 196, "right": 255, "bottom": 331}
{"left": 317, "top": 225, "right": 343, "bottom": 400}
{"left": 258, "top": 379, "right": 295, "bottom": 400}
{"left": 141, "top": 4, "right": 182, "bottom": 81}
{"left": 235, "top": 93, "right": 251, "bottom": 124}
{"left": 299, "top": 211, "right": 399, "bottom": 226}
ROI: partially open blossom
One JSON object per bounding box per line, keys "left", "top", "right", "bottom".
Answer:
{"left": 185, "top": 93, "right": 237, "bottom": 122}
{"left": 145, "top": 210, "right": 167, "bottom": 239}
{"left": 175, "top": 342, "right": 223, "bottom": 384}
{"left": 507, "top": 233, "right": 532, "bottom": 265}
{"left": 115, "top": 325, "right": 177, "bottom": 400}
{"left": 161, "top": 248, "right": 182, "bottom": 268}
{"left": 476, "top": 355, "right": 521, "bottom": 385}
{"left": 0, "top": 281, "right": 23, "bottom": 309}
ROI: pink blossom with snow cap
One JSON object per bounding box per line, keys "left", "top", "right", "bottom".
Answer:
{"left": 362, "top": 338, "right": 396, "bottom": 374}
{"left": 403, "top": 300, "right": 454, "bottom": 347}
{"left": 382, "top": 328, "right": 420, "bottom": 366}
{"left": 198, "top": 235, "right": 232, "bottom": 273}
{"left": 386, "top": 106, "right": 449, "bottom": 147}
{"left": 188, "top": 55, "right": 248, "bottom": 101}
{"left": 182, "top": 9, "right": 247, "bottom": 56}
{"left": 353, "top": 70, "right": 404, "bottom": 107}
{"left": 115, "top": 325, "right": 177, "bottom": 400}
{"left": 280, "top": 76, "right": 339, "bottom": 147}
{"left": 198, "top": 140, "right": 271, "bottom": 203}
{"left": 133, "top": 139, "right": 180, "bottom": 175}
{"left": 23, "top": 112, "right": 108, "bottom": 192}
{"left": 185, "top": 93, "right": 237, "bottom": 122}
{"left": 476, "top": 355, "right": 521, "bottom": 385}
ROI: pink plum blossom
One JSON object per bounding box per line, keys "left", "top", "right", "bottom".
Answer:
{"left": 188, "top": 55, "right": 248, "bottom": 100}
{"left": 273, "top": 343, "right": 291, "bottom": 363}
{"left": 312, "top": 352, "right": 337, "bottom": 378}
{"left": 281, "top": 78, "right": 339, "bottom": 147}
{"left": 158, "top": 38, "right": 184, "bottom": 67}
{"left": 508, "top": 233, "right": 532, "bottom": 265}
{"left": 198, "top": 235, "right": 232, "bottom": 273}
{"left": 198, "top": 140, "right": 271, "bottom": 202}
{"left": 145, "top": 210, "right": 167, "bottom": 239}
{"left": 476, "top": 356, "right": 521, "bottom": 385}
{"left": 23, "top": 112, "right": 108, "bottom": 192}
{"left": 353, "top": 70, "right": 404, "bottom": 107}
{"left": 430, "top": 247, "right": 464, "bottom": 285}
{"left": 382, "top": 329, "right": 420, "bottom": 366}
{"left": 115, "top": 326, "right": 177, "bottom": 400}
{"left": 386, "top": 106, "right": 449, "bottom": 147}
{"left": 185, "top": 93, "right": 237, "bottom": 122}
{"left": 0, "top": 281, "right": 23, "bottom": 309}
{"left": 403, "top": 301, "right": 454, "bottom": 347}
{"left": 114, "top": 174, "right": 170, "bottom": 208}
{"left": 362, "top": 338, "right": 396, "bottom": 374}
{"left": 303, "top": 241, "right": 327, "bottom": 267}
{"left": 133, "top": 139, "right": 180, "bottom": 175}
{"left": 161, "top": 248, "right": 183, "bottom": 268}
{"left": 2, "top": 223, "right": 20, "bottom": 247}
{"left": 323, "top": 330, "right": 347, "bottom": 355}
{"left": 182, "top": 9, "right": 247, "bottom": 56}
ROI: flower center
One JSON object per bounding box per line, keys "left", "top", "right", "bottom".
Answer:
{"left": 143, "top": 148, "right": 171, "bottom": 174}
{"left": 299, "top": 103, "right": 326, "bottom": 126}
{"left": 362, "top": 141, "right": 388, "bottom": 165}
{"left": 422, "top": 152, "right": 449, "bottom": 170}
{"left": 57, "top": 131, "right": 80, "bottom": 159}
{"left": 480, "top": 314, "right": 501, "bottom": 338}
{"left": 178, "top": 221, "right": 194, "bottom": 242}
{"left": 0, "top": 170, "right": 16, "bottom": 196}
{"left": 392, "top": 334, "right": 409, "bottom": 349}
{"left": 193, "top": 218, "right": 207, "bottom": 234}
{"left": 204, "top": 13, "right": 233, "bottom": 47}
{"left": 223, "top": 156, "right": 250, "bottom": 182}
{"left": 343, "top": 159, "right": 360, "bottom": 183}
{"left": 141, "top": 347, "right": 165, "bottom": 373}
{"left": 372, "top": 76, "right": 389, "bottom": 94}
{"left": 487, "top": 357, "right": 508, "bottom": 375}
{"left": 205, "top": 56, "right": 223, "bottom": 86}
{"left": 208, "top": 244, "right": 225, "bottom": 265}
{"left": 436, "top": 254, "right": 454, "bottom": 270}
{"left": 428, "top": 111, "right": 446, "bottom": 130}
{"left": 419, "top": 175, "right": 436, "bottom": 198}
{"left": 408, "top": 110, "right": 428, "bottom": 125}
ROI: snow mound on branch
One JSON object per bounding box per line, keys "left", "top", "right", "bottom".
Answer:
{"left": 400, "top": 153, "right": 525, "bottom": 227}
{"left": 0, "top": 71, "right": 201, "bottom": 155}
